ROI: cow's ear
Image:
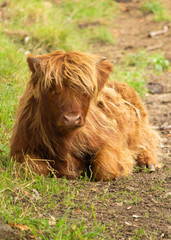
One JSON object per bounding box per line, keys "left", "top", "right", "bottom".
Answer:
{"left": 27, "top": 54, "right": 40, "bottom": 73}
{"left": 32, "top": 80, "right": 40, "bottom": 99}
{"left": 97, "top": 57, "right": 113, "bottom": 91}
{"left": 27, "top": 55, "right": 41, "bottom": 99}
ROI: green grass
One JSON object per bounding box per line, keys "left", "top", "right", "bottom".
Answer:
{"left": 132, "top": 228, "right": 147, "bottom": 240}
{"left": 60, "top": 0, "right": 117, "bottom": 22}
{"left": 115, "top": 190, "right": 142, "bottom": 205}
{"left": 111, "top": 50, "right": 170, "bottom": 97}
{"left": 81, "top": 25, "right": 115, "bottom": 44}
{"left": 141, "top": 0, "right": 171, "bottom": 21}
{"left": 0, "top": 163, "right": 105, "bottom": 239}
{"left": 0, "top": 32, "right": 28, "bottom": 158}
{"left": 1, "top": 0, "right": 118, "bottom": 52}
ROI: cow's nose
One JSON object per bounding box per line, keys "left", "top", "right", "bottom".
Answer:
{"left": 63, "top": 114, "right": 81, "bottom": 126}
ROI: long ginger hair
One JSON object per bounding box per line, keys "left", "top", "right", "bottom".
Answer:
{"left": 10, "top": 51, "right": 159, "bottom": 180}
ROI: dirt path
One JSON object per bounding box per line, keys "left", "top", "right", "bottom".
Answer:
{"left": 95, "top": 0, "right": 171, "bottom": 61}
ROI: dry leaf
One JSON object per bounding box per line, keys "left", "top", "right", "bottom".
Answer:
{"left": 23, "top": 190, "right": 31, "bottom": 197}
{"left": 29, "top": 235, "right": 35, "bottom": 239}
{"left": 10, "top": 223, "right": 30, "bottom": 231}
{"left": 125, "top": 222, "right": 132, "bottom": 226}
{"left": 112, "top": 30, "right": 119, "bottom": 38}
{"left": 119, "top": 3, "right": 127, "bottom": 12}
{"left": 116, "top": 202, "right": 123, "bottom": 206}
{"left": 76, "top": 209, "right": 82, "bottom": 213}
{"left": 165, "top": 134, "right": 171, "bottom": 138}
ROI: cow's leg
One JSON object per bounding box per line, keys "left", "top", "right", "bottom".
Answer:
{"left": 136, "top": 127, "right": 160, "bottom": 171}
{"left": 136, "top": 150, "right": 158, "bottom": 171}
{"left": 53, "top": 154, "right": 85, "bottom": 179}
{"left": 92, "top": 145, "right": 135, "bottom": 181}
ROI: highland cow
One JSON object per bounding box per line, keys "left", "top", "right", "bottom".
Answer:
{"left": 10, "top": 51, "right": 159, "bottom": 180}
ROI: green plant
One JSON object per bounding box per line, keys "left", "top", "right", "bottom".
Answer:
{"left": 132, "top": 228, "right": 147, "bottom": 239}
{"left": 152, "top": 54, "right": 170, "bottom": 71}
{"left": 115, "top": 190, "right": 142, "bottom": 205}
{"left": 141, "top": 0, "right": 171, "bottom": 21}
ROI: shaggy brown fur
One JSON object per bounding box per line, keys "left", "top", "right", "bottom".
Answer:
{"left": 10, "top": 50, "right": 159, "bottom": 180}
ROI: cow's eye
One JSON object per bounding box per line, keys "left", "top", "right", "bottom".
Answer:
{"left": 48, "top": 87, "right": 56, "bottom": 96}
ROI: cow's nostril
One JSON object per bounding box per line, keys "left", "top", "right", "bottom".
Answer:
{"left": 63, "top": 114, "right": 81, "bottom": 126}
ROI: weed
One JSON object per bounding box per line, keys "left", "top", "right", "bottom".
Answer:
{"left": 115, "top": 190, "right": 142, "bottom": 205}
{"left": 132, "top": 228, "right": 147, "bottom": 239}
{"left": 134, "top": 166, "right": 143, "bottom": 173}
{"left": 144, "top": 167, "right": 152, "bottom": 173}
{"left": 144, "top": 211, "right": 149, "bottom": 218}
{"left": 152, "top": 54, "right": 170, "bottom": 71}
{"left": 148, "top": 179, "right": 166, "bottom": 194}
{"left": 141, "top": 0, "right": 171, "bottom": 21}
{"left": 81, "top": 25, "right": 115, "bottom": 44}
{"left": 168, "top": 215, "right": 171, "bottom": 224}
{"left": 91, "top": 204, "right": 96, "bottom": 220}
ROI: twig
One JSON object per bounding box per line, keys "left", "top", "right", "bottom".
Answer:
{"left": 148, "top": 26, "right": 169, "bottom": 37}
{"left": 147, "top": 44, "right": 163, "bottom": 51}
{"left": 4, "top": 29, "right": 28, "bottom": 38}
{"left": 151, "top": 125, "right": 171, "bottom": 130}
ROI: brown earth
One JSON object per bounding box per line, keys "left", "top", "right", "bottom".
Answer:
{"left": 1, "top": 0, "right": 171, "bottom": 239}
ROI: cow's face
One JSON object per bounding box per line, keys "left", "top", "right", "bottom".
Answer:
{"left": 43, "top": 81, "right": 90, "bottom": 129}
{"left": 27, "top": 51, "right": 113, "bottom": 131}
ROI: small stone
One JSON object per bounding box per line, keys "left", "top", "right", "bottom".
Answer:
{"left": 24, "top": 36, "right": 30, "bottom": 43}
{"left": 132, "top": 214, "right": 141, "bottom": 218}
{"left": 164, "top": 192, "right": 171, "bottom": 198}
{"left": 147, "top": 82, "right": 164, "bottom": 94}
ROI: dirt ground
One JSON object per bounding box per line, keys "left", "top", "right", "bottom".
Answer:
{"left": 1, "top": 0, "right": 171, "bottom": 239}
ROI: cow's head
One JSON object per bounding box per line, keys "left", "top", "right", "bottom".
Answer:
{"left": 27, "top": 51, "right": 113, "bottom": 131}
